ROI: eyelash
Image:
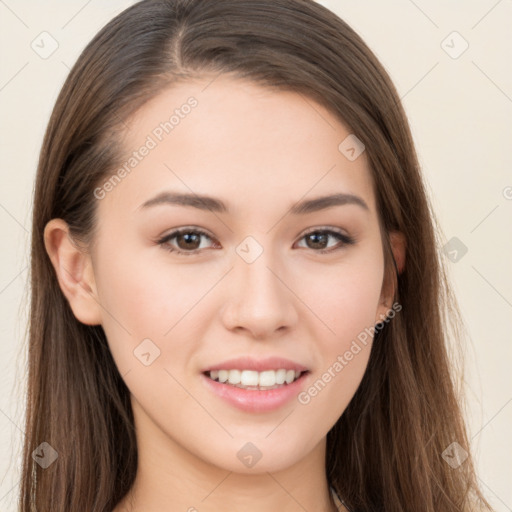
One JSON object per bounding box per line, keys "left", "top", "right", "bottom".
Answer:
{"left": 157, "top": 227, "right": 356, "bottom": 256}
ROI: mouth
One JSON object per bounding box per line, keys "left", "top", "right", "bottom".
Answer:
{"left": 203, "top": 369, "right": 310, "bottom": 391}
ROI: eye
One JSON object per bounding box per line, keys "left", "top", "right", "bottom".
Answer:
{"left": 295, "top": 228, "right": 355, "bottom": 254}
{"left": 157, "top": 228, "right": 218, "bottom": 256}
{"left": 157, "top": 227, "right": 355, "bottom": 256}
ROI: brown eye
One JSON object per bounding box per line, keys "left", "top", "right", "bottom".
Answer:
{"left": 296, "top": 229, "right": 355, "bottom": 253}
{"left": 305, "top": 232, "right": 329, "bottom": 250}
{"left": 175, "top": 232, "right": 202, "bottom": 250}
{"left": 158, "top": 228, "right": 217, "bottom": 256}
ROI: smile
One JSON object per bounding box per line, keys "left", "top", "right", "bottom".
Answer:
{"left": 205, "top": 368, "right": 306, "bottom": 390}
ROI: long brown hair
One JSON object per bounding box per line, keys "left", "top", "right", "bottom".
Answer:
{"left": 20, "top": 0, "right": 493, "bottom": 510}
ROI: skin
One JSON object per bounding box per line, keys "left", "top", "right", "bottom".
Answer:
{"left": 44, "top": 75, "right": 406, "bottom": 512}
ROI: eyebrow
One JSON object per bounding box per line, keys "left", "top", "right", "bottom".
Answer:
{"left": 138, "top": 191, "right": 369, "bottom": 214}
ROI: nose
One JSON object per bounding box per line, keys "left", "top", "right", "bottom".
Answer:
{"left": 220, "top": 246, "right": 299, "bottom": 339}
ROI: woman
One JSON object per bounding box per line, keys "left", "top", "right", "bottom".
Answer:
{"left": 20, "top": 0, "right": 494, "bottom": 510}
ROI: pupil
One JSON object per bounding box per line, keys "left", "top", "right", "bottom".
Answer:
{"left": 308, "top": 233, "right": 327, "bottom": 249}
{"left": 179, "top": 233, "right": 199, "bottom": 249}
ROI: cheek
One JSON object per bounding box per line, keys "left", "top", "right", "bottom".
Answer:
{"left": 294, "top": 251, "right": 384, "bottom": 414}
{"left": 296, "top": 271, "right": 381, "bottom": 431}
{"left": 95, "top": 239, "right": 197, "bottom": 328}
{"left": 93, "top": 241, "right": 219, "bottom": 371}
{"left": 298, "top": 256, "right": 384, "bottom": 344}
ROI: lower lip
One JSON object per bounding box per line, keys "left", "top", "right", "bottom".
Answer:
{"left": 200, "top": 372, "right": 309, "bottom": 413}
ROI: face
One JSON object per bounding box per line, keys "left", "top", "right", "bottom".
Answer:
{"left": 82, "top": 76, "right": 394, "bottom": 474}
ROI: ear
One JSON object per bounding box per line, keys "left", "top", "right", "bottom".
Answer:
{"left": 390, "top": 230, "right": 406, "bottom": 275}
{"left": 43, "top": 218, "right": 102, "bottom": 326}
{"left": 375, "top": 230, "right": 406, "bottom": 323}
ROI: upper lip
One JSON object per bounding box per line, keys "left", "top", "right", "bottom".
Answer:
{"left": 202, "top": 356, "right": 309, "bottom": 373}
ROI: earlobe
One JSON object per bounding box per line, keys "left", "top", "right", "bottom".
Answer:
{"left": 43, "top": 219, "right": 102, "bottom": 326}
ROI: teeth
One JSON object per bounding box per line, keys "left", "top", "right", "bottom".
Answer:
{"left": 275, "top": 369, "right": 287, "bottom": 385}
{"left": 228, "top": 369, "right": 241, "bottom": 385}
{"left": 241, "top": 370, "right": 260, "bottom": 386}
{"left": 257, "top": 370, "right": 275, "bottom": 387}
{"left": 207, "top": 368, "right": 304, "bottom": 388}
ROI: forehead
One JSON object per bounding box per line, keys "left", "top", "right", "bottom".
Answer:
{"left": 101, "top": 75, "right": 377, "bottom": 217}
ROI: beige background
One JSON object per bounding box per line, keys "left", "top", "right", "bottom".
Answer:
{"left": 1, "top": 0, "right": 511, "bottom": 510}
